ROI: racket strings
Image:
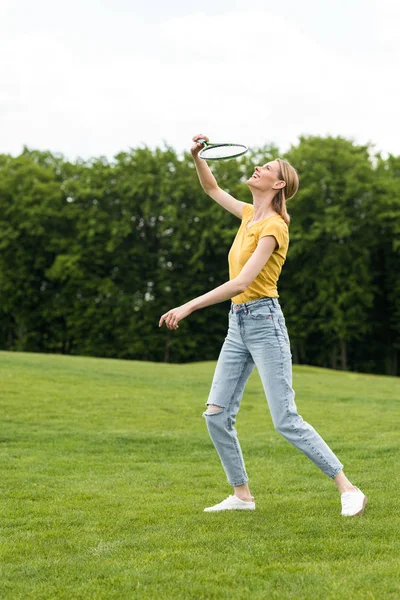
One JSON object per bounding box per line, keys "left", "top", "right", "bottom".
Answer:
{"left": 200, "top": 144, "right": 247, "bottom": 159}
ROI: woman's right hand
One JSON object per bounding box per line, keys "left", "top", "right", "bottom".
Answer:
{"left": 191, "top": 134, "right": 209, "bottom": 157}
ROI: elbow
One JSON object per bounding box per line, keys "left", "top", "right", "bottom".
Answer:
{"left": 235, "top": 279, "right": 248, "bottom": 293}
{"left": 203, "top": 184, "right": 219, "bottom": 195}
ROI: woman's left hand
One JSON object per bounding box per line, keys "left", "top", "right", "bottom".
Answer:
{"left": 159, "top": 304, "right": 192, "bottom": 330}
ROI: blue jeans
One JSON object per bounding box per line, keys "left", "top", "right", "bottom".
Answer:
{"left": 203, "top": 297, "right": 343, "bottom": 486}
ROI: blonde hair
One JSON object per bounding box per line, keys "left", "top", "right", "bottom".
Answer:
{"left": 272, "top": 158, "right": 299, "bottom": 225}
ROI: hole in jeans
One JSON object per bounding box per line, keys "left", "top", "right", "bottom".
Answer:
{"left": 204, "top": 404, "right": 224, "bottom": 416}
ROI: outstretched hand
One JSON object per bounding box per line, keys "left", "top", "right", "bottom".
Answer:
{"left": 159, "top": 304, "right": 192, "bottom": 330}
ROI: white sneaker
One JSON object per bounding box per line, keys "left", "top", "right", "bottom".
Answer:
{"left": 204, "top": 495, "right": 255, "bottom": 512}
{"left": 341, "top": 487, "right": 368, "bottom": 516}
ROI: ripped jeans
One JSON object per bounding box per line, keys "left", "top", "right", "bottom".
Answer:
{"left": 203, "top": 297, "right": 343, "bottom": 486}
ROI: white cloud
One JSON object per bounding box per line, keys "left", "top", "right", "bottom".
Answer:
{"left": 0, "top": 2, "right": 399, "bottom": 159}
{"left": 376, "top": 0, "right": 400, "bottom": 46}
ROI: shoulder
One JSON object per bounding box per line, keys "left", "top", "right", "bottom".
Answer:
{"left": 258, "top": 215, "right": 289, "bottom": 249}
{"left": 260, "top": 215, "right": 288, "bottom": 233}
{"left": 275, "top": 215, "right": 289, "bottom": 232}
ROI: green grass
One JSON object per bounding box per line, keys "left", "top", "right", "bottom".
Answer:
{"left": 1, "top": 350, "right": 399, "bottom": 600}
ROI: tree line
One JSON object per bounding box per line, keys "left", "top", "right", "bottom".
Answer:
{"left": 1, "top": 136, "right": 399, "bottom": 375}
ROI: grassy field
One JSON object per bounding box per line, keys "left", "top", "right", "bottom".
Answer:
{"left": 1, "top": 350, "right": 399, "bottom": 599}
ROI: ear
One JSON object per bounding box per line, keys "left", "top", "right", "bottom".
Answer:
{"left": 273, "top": 180, "right": 286, "bottom": 190}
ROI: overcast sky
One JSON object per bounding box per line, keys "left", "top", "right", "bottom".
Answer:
{"left": 1, "top": 0, "right": 399, "bottom": 160}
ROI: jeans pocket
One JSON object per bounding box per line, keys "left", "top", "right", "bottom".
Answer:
{"left": 248, "top": 303, "right": 272, "bottom": 320}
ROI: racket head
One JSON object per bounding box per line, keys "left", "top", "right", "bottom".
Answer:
{"left": 198, "top": 142, "right": 248, "bottom": 160}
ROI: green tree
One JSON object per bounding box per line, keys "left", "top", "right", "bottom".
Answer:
{"left": 1, "top": 139, "right": 399, "bottom": 376}
{"left": 283, "top": 136, "right": 376, "bottom": 370}
{"left": 0, "top": 150, "right": 66, "bottom": 351}
{"left": 368, "top": 153, "right": 400, "bottom": 375}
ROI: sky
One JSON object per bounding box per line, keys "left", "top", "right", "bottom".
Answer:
{"left": 1, "top": 0, "right": 399, "bottom": 160}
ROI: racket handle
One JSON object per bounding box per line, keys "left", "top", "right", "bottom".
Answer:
{"left": 197, "top": 139, "right": 208, "bottom": 146}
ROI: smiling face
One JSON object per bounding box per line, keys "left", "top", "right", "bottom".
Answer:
{"left": 246, "top": 160, "right": 285, "bottom": 193}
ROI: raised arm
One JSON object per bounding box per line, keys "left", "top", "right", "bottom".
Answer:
{"left": 191, "top": 134, "right": 247, "bottom": 219}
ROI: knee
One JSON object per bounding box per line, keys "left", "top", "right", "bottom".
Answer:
{"left": 204, "top": 404, "right": 224, "bottom": 416}
{"left": 274, "top": 412, "right": 304, "bottom": 437}
{"left": 202, "top": 404, "right": 226, "bottom": 430}
{"left": 275, "top": 421, "right": 289, "bottom": 438}
{"left": 273, "top": 411, "right": 292, "bottom": 436}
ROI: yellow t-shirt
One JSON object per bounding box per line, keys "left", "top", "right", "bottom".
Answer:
{"left": 228, "top": 203, "right": 289, "bottom": 303}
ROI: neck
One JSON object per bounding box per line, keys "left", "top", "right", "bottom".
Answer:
{"left": 251, "top": 190, "right": 278, "bottom": 220}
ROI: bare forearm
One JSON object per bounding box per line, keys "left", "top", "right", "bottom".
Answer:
{"left": 185, "top": 279, "right": 244, "bottom": 313}
{"left": 159, "top": 278, "right": 244, "bottom": 330}
{"left": 193, "top": 155, "right": 218, "bottom": 192}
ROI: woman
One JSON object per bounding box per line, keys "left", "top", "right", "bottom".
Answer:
{"left": 159, "top": 134, "right": 367, "bottom": 517}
